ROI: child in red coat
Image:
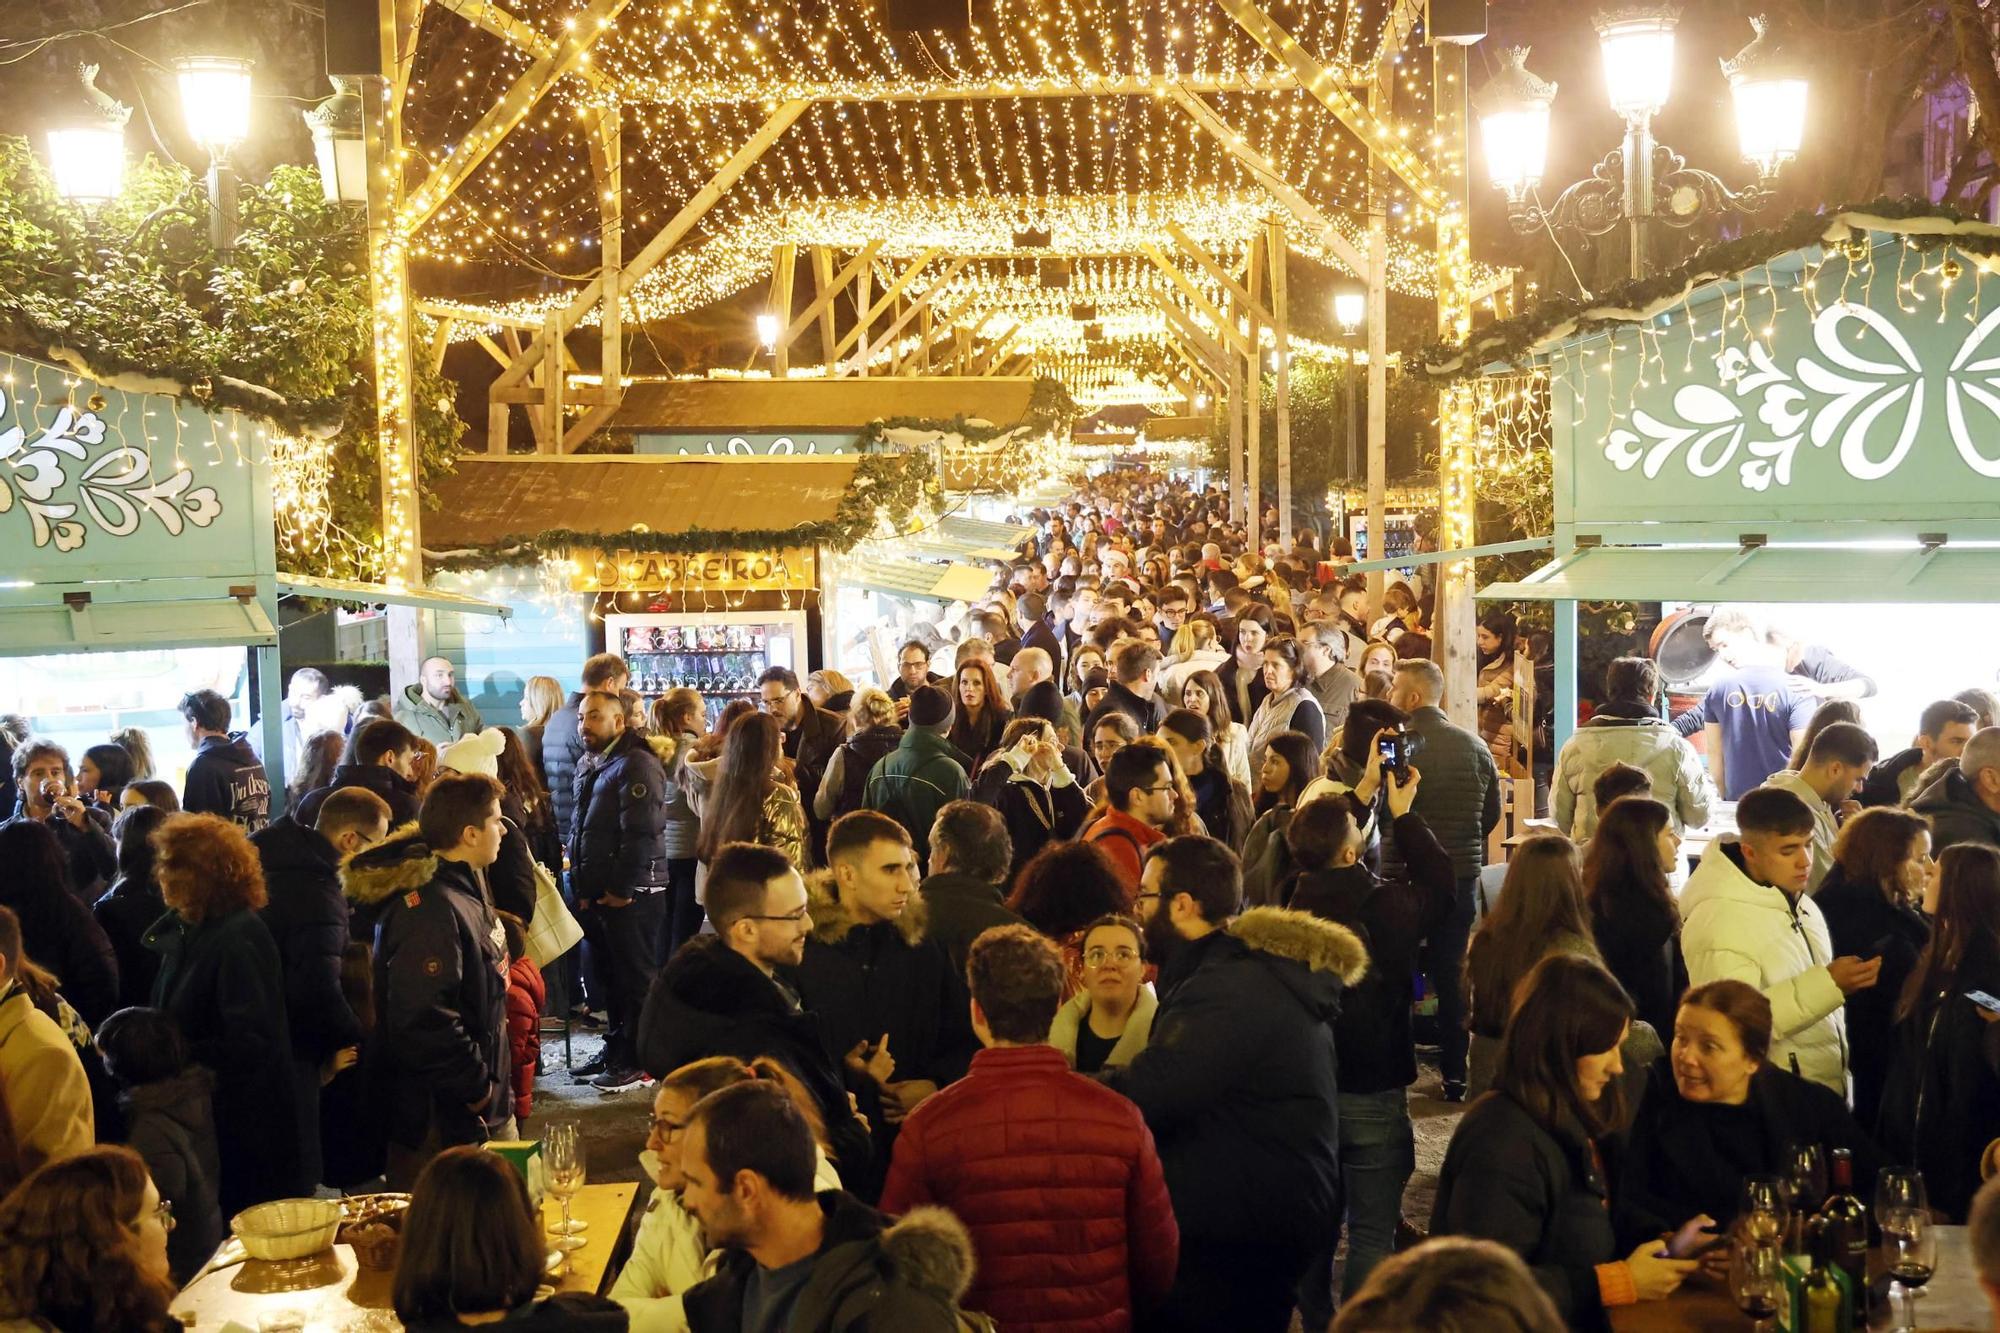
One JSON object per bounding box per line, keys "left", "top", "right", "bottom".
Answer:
{"left": 498, "top": 914, "right": 546, "bottom": 1123}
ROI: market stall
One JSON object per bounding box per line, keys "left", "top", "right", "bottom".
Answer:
{"left": 1435, "top": 209, "right": 2000, "bottom": 747}
{"left": 421, "top": 451, "right": 938, "bottom": 723}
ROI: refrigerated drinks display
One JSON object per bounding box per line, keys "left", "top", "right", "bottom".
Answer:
{"left": 606, "top": 611, "right": 807, "bottom": 729}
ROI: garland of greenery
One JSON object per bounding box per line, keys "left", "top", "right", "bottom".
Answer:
{"left": 423, "top": 449, "right": 940, "bottom": 570}
{"left": 1420, "top": 199, "right": 2000, "bottom": 381}
{"left": 851, "top": 373, "right": 1080, "bottom": 447}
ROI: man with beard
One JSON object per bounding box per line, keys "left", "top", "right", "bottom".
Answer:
{"left": 395, "top": 656, "right": 484, "bottom": 745}
{"left": 676, "top": 1082, "right": 976, "bottom": 1331}
{"left": 569, "top": 690, "right": 669, "bottom": 1093}
{"left": 1099, "top": 835, "right": 1366, "bottom": 1333}
{"left": 636, "top": 843, "right": 875, "bottom": 1187}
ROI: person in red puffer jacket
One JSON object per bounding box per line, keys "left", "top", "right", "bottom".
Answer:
{"left": 880, "top": 924, "right": 1178, "bottom": 1332}
{"left": 498, "top": 914, "right": 544, "bottom": 1123}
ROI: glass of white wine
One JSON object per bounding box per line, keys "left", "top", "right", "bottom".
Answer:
{"left": 544, "top": 1120, "right": 588, "bottom": 1255}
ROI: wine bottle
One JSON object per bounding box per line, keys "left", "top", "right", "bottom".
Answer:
{"left": 1800, "top": 1218, "right": 1851, "bottom": 1333}
{"left": 1818, "top": 1148, "right": 1869, "bottom": 1310}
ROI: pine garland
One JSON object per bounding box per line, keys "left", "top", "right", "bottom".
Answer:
{"left": 423, "top": 449, "right": 940, "bottom": 569}
{"left": 1420, "top": 199, "right": 2000, "bottom": 382}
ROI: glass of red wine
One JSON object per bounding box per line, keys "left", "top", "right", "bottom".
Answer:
{"left": 1731, "top": 1237, "right": 1784, "bottom": 1333}
{"left": 1881, "top": 1197, "right": 1936, "bottom": 1328}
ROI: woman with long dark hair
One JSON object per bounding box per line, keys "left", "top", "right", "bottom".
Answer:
{"left": 0, "top": 1146, "right": 180, "bottom": 1332}
{"left": 287, "top": 730, "right": 344, "bottom": 814}
{"left": 1240, "top": 729, "right": 1322, "bottom": 907}
{"left": 1581, "top": 798, "right": 1683, "bottom": 1038}
{"left": 497, "top": 724, "right": 561, "bottom": 876}
{"left": 1432, "top": 955, "right": 1700, "bottom": 1327}
{"left": 694, "top": 711, "right": 806, "bottom": 869}
{"left": 394, "top": 1146, "right": 626, "bottom": 1329}
{"left": 947, "top": 657, "right": 1013, "bottom": 774}
{"left": 1180, "top": 667, "right": 1250, "bottom": 788}
{"left": 1878, "top": 843, "right": 2000, "bottom": 1220}
{"left": 1815, "top": 807, "right": 1933, "bottom": 1127}
{"left": 78, "top": 743, "right": 136, "bottom": 810}
{"left": 1157, "top": 708, "right": 1251, "bottom": 850}
{"left": 95, "top": 804, "right": 170, "bottom": 1011}
{"left": 0, "top": 819, "right": 120, "bottom": 1029}
{"left": 1476, "top": 611, "right": 1520, "bottom": 774}
{"left": 1466, "top": 835, "right": 1599, "bottom": 1099}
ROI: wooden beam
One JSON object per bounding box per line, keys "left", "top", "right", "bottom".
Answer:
{"left": 1246, "top": 227, "right": 1265, "bottom": 554}
{"left": 1168, "top": 85, "right": 1367, "bottom": 276}
{"left": 1140, "top": 244, "right": 1253, "bottom": 357}
{"left": 1156, "top": 298, "right": 1230, "bottom": 377}
{"left": 832, "top": 248, "right": 943, "bottom": 367}
{"left": 1210, "top": 0, "right": 1445, "bottom": 210}
{"left": 400, "top": 0, "right": 634, "bottom": 233}
{"left": 433, "top": 0, "right": 618, "bottom": 95}
{"left": 417, "top": 300, "right": 543, "bottom": 332}
{"left": 541, "top": 312, "right": 565, "bottom": 454}
{"left": 1162, "top": 222, "right": 1272, "bottom": 326}
{"left": 1433, "top": 39, "right": 1479, "bottom": 727}
{"left": 851, "top": 263, "right": 871, "bottom": 379}
{"left": 428, "top": 316, "right": 455, "bottom": 374}
{"left": 473, "top": 333, "right": 512, "bottom": 368}
{"left": 1366, "top": 56, "right": 1393, "bottom": 609}
{"left": 493, "top": 99, "right": 808, "bottom": 392}
{"left": 770, "top": 243, "right": 797, "bottom": 377}
{"left": 848, "top": 258, "right": 968, "bottom": 376}
{"left": 994, "top": 353, "right": 1033, "bottom": 377}
{"left": 975, "top": 321, "right": 1023, "bottom": 375}
{"left": 587, "top": 99, "right": 624, "bottom": 415}
{"left": 365, "top": 0, "right": 423, "bottom": 585}
{"left": 1269, "top": 217, "right": 1292, "bottom": 548}
{"left": 811, "top": 247, "right": 838, "bottom": 366}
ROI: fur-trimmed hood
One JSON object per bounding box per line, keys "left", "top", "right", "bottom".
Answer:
{"left": 872, "top": 1204, "right": 977, "bottom": 1304}
{"left": 804, "top": 868, "right": 930, "bottom": 948}
{"left": 1228, "top": 906, "right": 1369, "bottom": 985}
{"left": 339, "top": 821, "right": 437, "bottom": 908}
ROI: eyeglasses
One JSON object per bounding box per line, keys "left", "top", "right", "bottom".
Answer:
{"left": 1084, "top": 946, "right": 1140, "bottom": 967}
{"left": 744, "top": 906, "right": 810, "bottom": 925}
{"left": 756, "top": 690, "right": 794, "bottom": 711}
{"left": 138, "top": 1198, "right": 175, "bottom": 1233}
{"left": 1136, "top": 782, "right": 1176, "bottom": 795}
{"left": 647, "top": 1115, "right": 687, "bottom": 1141}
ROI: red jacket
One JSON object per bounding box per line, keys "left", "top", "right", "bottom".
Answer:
{"left": 879, "top": 1044, "right": 1178, "bottom": 1332}
{"left": 504, "top": 955, "right": 545, "bottom": 1121}
{"left": 1080, "top": 808, "right": 1166, "bottom": 891}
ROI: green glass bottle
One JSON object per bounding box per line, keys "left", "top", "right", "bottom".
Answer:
{"left": 1801, "top": 1216, "right": 1851, "bottom": 1333}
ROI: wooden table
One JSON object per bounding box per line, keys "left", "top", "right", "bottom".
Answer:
{"left": 1610, "top": 1227, "right": 1994, "bottom": 1331}
{"left": 170, "top": 1182, "right": 640, "bottom": 1331}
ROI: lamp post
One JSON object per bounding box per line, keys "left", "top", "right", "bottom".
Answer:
{"left": 1474, "top": 10, "right": 1808, "bottom": 281}
{"left": 45, "top": 64, "right": 131, "bottom": 206}
{"left": 1333, "top": 285, "right": 1365, "bottom": 485}
{"left": 174, "top": 54, "right": 254, "bottom": 253}
{"left": 305, "top": 77, "right": 369, "bottom": 205}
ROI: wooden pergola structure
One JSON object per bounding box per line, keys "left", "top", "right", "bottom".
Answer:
{"left": 363, "top": 0, "right": 1503, "bottom": 712}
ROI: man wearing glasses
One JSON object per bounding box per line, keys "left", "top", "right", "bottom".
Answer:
{"left": 636, "top": 842, "right": 876, "bottom": 1193}
{"left": 756, "top": 666, "right": 842, "bottom": 858}
{"left": 1079, "top": 739, "right": 1178, "bottom": 891}
{"left": 886, "top": 638, "right": 945, "bottom": 716}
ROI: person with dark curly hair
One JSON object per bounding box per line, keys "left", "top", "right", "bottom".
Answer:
{"left": 1007, "top": 840, "right": 1134, "bottom": 994}
{"left": 0, "top": 1145, "right": 180, "bottom": 1333}
{"left": 144, "top": 812, "right": 302, "bottom": 1213}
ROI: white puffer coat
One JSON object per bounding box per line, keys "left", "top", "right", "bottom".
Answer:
{"left": 1679, "top": 840, "right": 1848, "bottom": 1094}
{"left": 1552, "top": 713, "right": 1716, "bottom": 840}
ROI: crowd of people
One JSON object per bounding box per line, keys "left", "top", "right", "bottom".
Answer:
{"left": 3, "top": 470, "right": 2000, "bottom": 1331}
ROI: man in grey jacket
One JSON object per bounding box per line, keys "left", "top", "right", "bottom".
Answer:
{"left": 1386, "top": 658, "right": 1499, "bottom": 1102}
{"left": 1552, "top": 656, "right": 1715, "bottom": 841}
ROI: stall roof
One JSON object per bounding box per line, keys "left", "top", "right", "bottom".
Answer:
{"left": 0, "top": 595, "right": 275, "bottom": 658}
{"left": 610, "top": 378, "right": 1038, "bottom": 431}
{"left": 845, "top": 557, "right": 993, "bottom": 605}
{"left": 277, "top": 572, "right": 512, "bottom": 618}
{"left": 422, "top": 455, "right": 860, "bottom": 553}
{"left": 936, "top": 515, "right": 1033, "bottom": 548}
{"left": 1479, "top": 543, "right": 2000, "bottom": 604}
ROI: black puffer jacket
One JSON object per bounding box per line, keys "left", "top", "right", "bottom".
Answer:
{"left": 543, "top": 692, "right": 587, "bottom": 841}
{"left": 1099, "top": 907, "right": 1365, "bottom": 1247}
{"left": 787, "top": 877, "right": 978, "bottom": 1090}
{"left": 637, "top": 935, "right": 873, "bottom": 1181}
{"left": 569, "top": 728, "right": 668, "bottom": 903}
{"left": 1284, "top": 808, "right": 1456, "bottom": 1094}
{"left": 682, "top": 1192, "right": 974, "bottom": 1333}
{"left": 343, "top": 829, "right": 510, "bottom": 1147}
{"left": 295, "top": 762, "right": 419, "bottom": 829}
{"left": 252, "top": 815, "right": 365, "bottom": 1061}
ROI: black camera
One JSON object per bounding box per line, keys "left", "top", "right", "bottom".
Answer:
{"left": 1376, "top": 726, "right": 1422, "bottom": 778}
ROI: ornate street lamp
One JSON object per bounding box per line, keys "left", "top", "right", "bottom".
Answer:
{"left": 45, "top": 64, "right": 130, "bottom": 206}
{"left": 306, "top": 77, "right": 369, "bottom": 205}
{"left": 175, "top": 54, "right": 254, "bottom": 253}
{"left": 1475, "top": 10, "right": 1805, "bottom": 281}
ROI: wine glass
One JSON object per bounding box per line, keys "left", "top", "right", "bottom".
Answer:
{"left": 1739, "top": 1175, "right": 1790, "bottom": 1249}
{"left": 1782, "top": 1143, "right": 1827, "bottom": 1244}
{"left": 1882, "top": 1202, "right": 1937, "bottom": 1328}
{"left": 543, "top": 1120, "right": 588, "bottom": 1254}
{"left": 1731, "top": 1237, "right": 1784, "bottom": 1333}
{"left": 1875, "top": 1168, "right": 1926, "bottom": 1233}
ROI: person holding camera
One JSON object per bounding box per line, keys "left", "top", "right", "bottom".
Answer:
{"left": 1280, "top": 747, "right": 1459, "bottom": 1322}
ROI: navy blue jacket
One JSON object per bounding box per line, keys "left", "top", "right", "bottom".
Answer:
{"left": 569, "top": 728, "right": 669, "bottom": 902}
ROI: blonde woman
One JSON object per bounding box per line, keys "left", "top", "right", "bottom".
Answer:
{"left": 516, "top": 675, "right": 565, "bottom": 785}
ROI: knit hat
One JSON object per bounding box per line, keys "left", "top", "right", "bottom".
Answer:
{"left": 1017, "top": 680, "right": 1064, "bottom": 728}
{"left": 908, "top": 683, "right": 952, "bottom": 729}
{"left": 438, "top": 727, "right": 507, "bottom": 778}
